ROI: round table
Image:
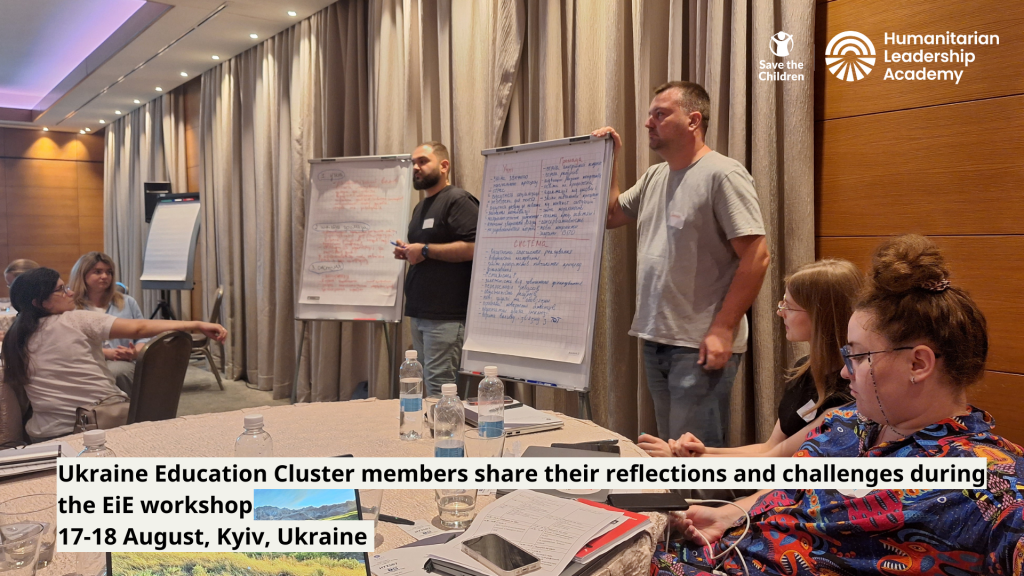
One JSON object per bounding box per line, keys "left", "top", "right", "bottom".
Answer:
{"left": 4, "top": 398, "right": 666, "bottom": 576}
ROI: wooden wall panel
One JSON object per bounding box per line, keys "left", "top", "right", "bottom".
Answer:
{"left": 969, "top": 371, "right": 1024, "bottom": 445}
{"left": 817, "top": 236, "right": 1024, "bottom": 375}
{"left": 816, "top": 96, "right": 1024, "bottom": 237}
{"left": 815, "top": 0, "right": 1024, "bottom": 120}
{"left": 0, "top": 128, "right": 104, "bottom": 297}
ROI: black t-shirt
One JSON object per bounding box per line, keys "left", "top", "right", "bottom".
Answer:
{"left": 404, "top": 185, "right": 480, "bottom": 320}
{"left": 777, "top": 357, "right": 853, "bottom": 437}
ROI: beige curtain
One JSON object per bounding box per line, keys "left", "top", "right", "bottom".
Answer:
{"left": 104, "top": 95, "right": 192, "bottom": 320}
{"left": 198, "top": 1, "right": 371, "bottom": 401}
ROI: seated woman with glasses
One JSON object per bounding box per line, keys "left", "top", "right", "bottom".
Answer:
{"left": 654, "top": 235, "right": 1024, "bottom": 576}
{"left": 69, "top": 252, "right": 147, "bottom": 395}
{"left": 0, "top": 268, "right": 228, "bottom": 442}
{"left": 639, "top": 258, "right": 862, "bottom": 459}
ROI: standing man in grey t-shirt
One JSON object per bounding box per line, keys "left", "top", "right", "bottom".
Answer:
{"left": 593, "top": 81, "right": 770, "bottom": 447}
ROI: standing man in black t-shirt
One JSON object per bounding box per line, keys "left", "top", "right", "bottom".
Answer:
{"left": 393, "top": 141, "right": 479, "bottom": 396}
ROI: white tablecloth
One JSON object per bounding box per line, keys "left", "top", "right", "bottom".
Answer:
{"left": 1, "top": 398, "right": 665, "bottom": 575}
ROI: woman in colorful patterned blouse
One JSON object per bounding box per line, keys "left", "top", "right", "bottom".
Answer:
{"left": 654, "top": 234, "right": 1024, "bottom": 576}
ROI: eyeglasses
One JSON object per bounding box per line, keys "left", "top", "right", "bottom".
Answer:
{"left": 53, "top": 284, "right": 72, "bottom": 296}
{"left": 777, "top": 300, "right": 805, "bottom": 313}
{"left": 839, "top": 345, "right": 914, "bottom": 375}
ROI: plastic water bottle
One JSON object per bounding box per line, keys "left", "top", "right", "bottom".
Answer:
{"left": 434, "top": 384, "right": 465, "bottom": 457}
{"left": 399, "top": 350, "right": 424, "bottom": 440}
{"left": 78, "top": 430, "right": 116, "bottom": 457}
{"left": 235, "top": 414, "right": 273, "bottom": 457}
{"left": 477, "top": 365, "right": 505, "bottom": 438}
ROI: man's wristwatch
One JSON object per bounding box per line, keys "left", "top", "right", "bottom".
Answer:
{"left": 421, "top": 244, "right": 430, "bottom": 259}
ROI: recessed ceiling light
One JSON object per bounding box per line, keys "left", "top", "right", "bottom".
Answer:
{"left": 85, "top": 128, "right": 91, "bottom": 132}
{"left": 133, "top": 99, "right": 140, "bottom": 104}
{"left": 155, "top": 87, "right": 163, "bottom": 92}
{"left": 212, "top": 55, "right": 220, "bottom": 60}
{"left": 99, "top": 120, "right": 106, "bottom": 124}
{"left": 115, "top": 110, "right": 122, "bottom": 114}
{"left": 42, "top": 127, "right": 48, "bottom": 132}
{"left": 79, "top": 130, "right": 85, "bottom": 134}
{"left": 287, "top": 10, "right": 297, "bottom": 16}
{"left": 250, "top": 33, "right": 258, "bottom": 39}
{"left": 180, "top": 72, "right": 188, "bottom": 77}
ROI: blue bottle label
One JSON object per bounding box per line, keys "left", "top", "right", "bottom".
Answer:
{"left": 401, "top": 397, "right": 423, "bottom": 412}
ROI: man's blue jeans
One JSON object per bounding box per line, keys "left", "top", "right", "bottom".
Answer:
{"left": 643, "top": 341, "right": 742, "bottom": 446}
{"left": 410, "top": 317, "right": 465, "bottom": 397}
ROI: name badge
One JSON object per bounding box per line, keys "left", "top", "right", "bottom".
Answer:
{"left": 423, "top": 218, "right": 435, "bottom": 229}
{"left": 668, "top": 212, "right": 685, "bottom": 229}
{"left": 837, "top": 488, "right": 875, "bottom": 498}
{"left": 797, "top": 399, "right": 818, "bottom": 423}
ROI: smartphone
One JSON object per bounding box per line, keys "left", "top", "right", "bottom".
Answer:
{"left": 550, "top": 442, "right": 621, "bottom": 455}
{"left": 606, "top": 492, "right": 690, "bottom": 512}
{"left": 461, "top": 534, "right": 541, "bottom": 576}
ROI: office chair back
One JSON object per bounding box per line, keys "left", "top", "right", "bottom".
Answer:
{"left": 128, "top": 331, "right": 192, "bottom": 424}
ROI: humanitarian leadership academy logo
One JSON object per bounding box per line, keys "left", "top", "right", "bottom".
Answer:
{"left": 825, "top": 31, "right": 876, "bottom": 81}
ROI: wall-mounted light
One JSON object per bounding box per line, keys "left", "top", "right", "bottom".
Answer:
{"left": 250, "top": 33, "right": 258, "bottom": 39}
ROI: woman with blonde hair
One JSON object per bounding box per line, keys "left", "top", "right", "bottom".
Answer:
{"left": 69, "top": 252, "right": 146, "bottom": 394}
{"left": 639, "top": 258, "right": 863, "bottom": 458}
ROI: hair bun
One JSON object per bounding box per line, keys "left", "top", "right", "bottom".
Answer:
{"left": 869, "top": 234, "right": 951, "bottom": 295}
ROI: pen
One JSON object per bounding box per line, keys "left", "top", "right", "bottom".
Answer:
{"left": 378, "top": 514, "right": 415, "bottom": 525}
{"left": 390, "top": 241, "right": 402, "bottom": 247}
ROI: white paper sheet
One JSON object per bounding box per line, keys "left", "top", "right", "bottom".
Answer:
{"left": 463, "top": 141, "right": 608, "bottom": 364}
{"left": 298, "top": 162, "right": 410, "bottom": 306}
{"left": 140, "top": 202, "right": 201, "bottom": 281}
{"left": 432, "top": 490, "right": 622, "bottom": 576}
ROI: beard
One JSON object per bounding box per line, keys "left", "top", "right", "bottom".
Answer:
{"left": 413, "top": 169, "right": 442, "bottom": 190}
{"left": 647, "top": 132, "right": 663, "bottom": 150}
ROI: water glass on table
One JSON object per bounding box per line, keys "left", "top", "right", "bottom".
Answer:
{"left": 464, "top": 429, "right": 506, "bottom": 459}
{"left": 0, "top": 494, "right": 56, "bottom": 569}
{"left": 0, "top": 522, "right": 44, "bottom": 576}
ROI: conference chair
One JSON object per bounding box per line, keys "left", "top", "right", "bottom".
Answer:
{"left": 192, "top": 286, "right": 224, "bottom": 390}
{"left": 127, "top": 331, "right": 192, "bottom": 424}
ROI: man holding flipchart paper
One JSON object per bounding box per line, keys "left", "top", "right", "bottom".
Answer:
{"left": 594, "top": 81, "right": 770, "bottom": 447}
{"left": 394, "top": 142, "right": 479, "bottom": 397}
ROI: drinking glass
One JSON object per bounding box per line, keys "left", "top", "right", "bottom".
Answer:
{"left": 434, "top": 489, "right": 477, "bottom": 529}
{"left": 464, "top": 429, "right": 506, "bottom": 458}
{"left": 0, "top": 522, "right": 44, "bottom": 576}
{"left": 0, "top": 495, "right": 55, "bottom": 569}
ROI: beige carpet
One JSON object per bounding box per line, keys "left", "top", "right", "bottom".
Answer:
{"left": 177, "top": 360, "right": 290, "bottom": 417}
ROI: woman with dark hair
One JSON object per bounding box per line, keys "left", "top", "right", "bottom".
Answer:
{"left": 639, "top": 258, "right": 862, "bottom": 458}
{"left": 69, "top": 252, "right": 146, "bottom": 394}
{"left": 1, "top": 268, "right": 227, "bottom": 441}
{"left": 654, "top": 235, "right": 1024, "bottom": 576}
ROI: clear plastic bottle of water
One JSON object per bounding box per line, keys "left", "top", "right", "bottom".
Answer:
{"left": 78, "top": 430, "right": 116, "bottom": 457}
{"left": 235, "top": 414, "right": 273, "bottom": 457}
{"left": 399, "top": 350, "right": 424, "bottom": 440}
{"left": 477, "top": 365, "right": 505, "bottom": 438}
{"left": 433, "top": 384, "right": 465, "bottom": 457}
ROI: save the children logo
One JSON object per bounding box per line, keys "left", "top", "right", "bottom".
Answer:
{"left": 825, "top": 31, "right": 876, "bottom": 81}
{"left": 769, "top": 32, "right": 794, "bottom": 57}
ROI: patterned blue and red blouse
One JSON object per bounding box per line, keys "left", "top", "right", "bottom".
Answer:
{"left": 651, "top": 405, "right": 1024, "bottom": 576}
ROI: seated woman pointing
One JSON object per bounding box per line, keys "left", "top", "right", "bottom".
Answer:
{"left": 639, "top": 258, "right": 862, "bottom": 458}
{"left": 655, "top": 235, "right": 1024, "bottom": 576}
{"left": 1, "top": 268, "right": 227, "bottom": 442}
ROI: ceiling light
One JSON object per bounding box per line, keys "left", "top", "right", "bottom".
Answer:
{"left": 288, "top": 11, "right": 297, "bottom": 16}
{"left": 180, "top": 72, "right": 188, "bottom": 77}
{"left": 212, "top": 55, "right": 220, "bottom": 60}
{"left": 155, "top": 87, "right": 163, "bottom": 92}
{"left": 80, "top": 130, "right": 85, "bottom": 134}
{"left": 85, "top": 128, "right": 91, "bottom": 132}
{"left": 99, "top": 120, "right": 106, "bottom": 124}
{"left": 133, "top": 99, "right": 140, "bottom": 104}
{"left": 250, "top": 33, "right": 258, "bottom": 39}
{"left": 42, "top": 127, "right": 48, "bottom": 132}
{"left": 115, "top": 110, "right": 122, "bottom": 114}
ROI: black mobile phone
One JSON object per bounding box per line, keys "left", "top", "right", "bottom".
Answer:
{"left": 606, "top": 492, "right": 690, "bottom": 512}
{"left": 461, "top": 534, "right": 541, "bottom": 576}
{"left": 550, "top": 442, "right": 621, "bottom": 455}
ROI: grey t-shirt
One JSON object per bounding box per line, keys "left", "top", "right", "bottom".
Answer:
{"left": 618, "top": 151, "right": 765, "bottom": 351}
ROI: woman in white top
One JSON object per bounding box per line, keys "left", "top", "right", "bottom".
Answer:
{"left": 69, "top": 252, "right": 146, "bottom": 394}
{"left": 0, "top": 268, "right": 227, "bottom": 441}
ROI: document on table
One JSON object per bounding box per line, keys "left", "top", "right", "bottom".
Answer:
{"left": 371, "top": 543, "right": 490, "bottom": 576}
{"left": 431, "top": 490, "right": 622, "bottom": 576}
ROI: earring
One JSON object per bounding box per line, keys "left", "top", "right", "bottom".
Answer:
{"left": 910, "top": 375, "right": 916, "bottom": 385}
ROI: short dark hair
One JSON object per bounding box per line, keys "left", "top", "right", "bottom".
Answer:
{"left": 653, "top": 81, "right": 710, "bottom": 135}
{"left": 418, "top": 141, "right": 450, "bottom": 164}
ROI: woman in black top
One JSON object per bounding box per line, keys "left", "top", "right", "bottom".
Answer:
{"left": 638, "top": 258, "right": 862, "bottom": 458}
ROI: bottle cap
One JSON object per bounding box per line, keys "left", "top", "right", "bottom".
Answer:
{"left": 405, "top": 350, "right": 417, "bottom": 360}
{"left": 441, "top": 383, "right": 458, "bottom": 396}
{"left": 484, "top": 366, "right": 498, "bottom": 377}
{"left": 244, "top": 414, "right": 264, "bottom": 428}
{"left": 83, "top": 429, "right": 106, "bottom": 447}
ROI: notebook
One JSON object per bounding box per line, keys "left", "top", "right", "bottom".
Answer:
{"left": 463, "top": 404, "right": 564, "bottom": 436}
{"left": 108, "top": 488, "right": 371, "bottom": 576}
